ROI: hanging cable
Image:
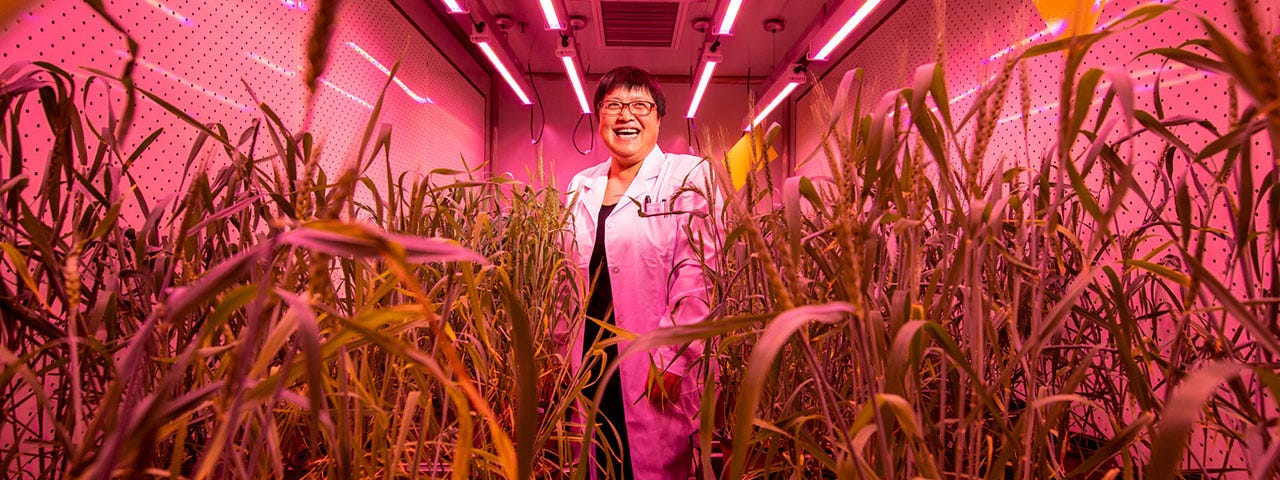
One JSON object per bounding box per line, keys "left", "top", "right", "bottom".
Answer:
{"left": 771, "top": 22, "right": 778, "bottom": 71}
{"left": 686, "top": 116, "right": 692, "bottom": 149}
{"left": 528, "top": 58, "right": 545, "bottom": 144}
{"left": 571, "top": 61, "right": 595, "bottom": 155}
{"left": 686, "top": 58, "right": 695, "bottom": 155}
{"left": 687, "top": 118, "right": 702, "bottom": 155}
{"left": 572, "top": 112, "right": 593, "bottom": 155}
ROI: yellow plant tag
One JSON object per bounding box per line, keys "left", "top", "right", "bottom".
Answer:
{"left": 725, "top": 124, "right": 780, "bottom": 190}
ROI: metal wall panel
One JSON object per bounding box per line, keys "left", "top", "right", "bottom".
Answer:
{"left": 0, "top": 0, "right": 487, "bottom": 227}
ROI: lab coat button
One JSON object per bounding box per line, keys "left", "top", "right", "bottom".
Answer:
{"left": 610, "top": 267, "right": 619, "bottom": 274}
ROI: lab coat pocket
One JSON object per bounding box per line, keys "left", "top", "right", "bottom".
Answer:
{"left": 638, "top": 210, "right": 676, "bottom": 249}
{"left": 641, "top": 248, "right": 673, "bottom": 302}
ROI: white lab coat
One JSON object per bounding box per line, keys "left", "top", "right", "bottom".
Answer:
{"left": 562, "top": 146, "right": 718, "bottom": 479}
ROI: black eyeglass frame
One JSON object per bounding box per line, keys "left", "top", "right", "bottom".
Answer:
{"left": 597, "top": 100, "right": 657, "bottom": 116}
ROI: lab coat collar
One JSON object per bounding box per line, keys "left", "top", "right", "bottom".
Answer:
{"left": 633, "top": 145, "right": 665, "bottom": 182}
{"left": 577, "top": 146, "right": 666, "bottom": 217}
{"left": 623, "top": 146, "right": 664, "bottom": 200}
{"left": 578, "top": 146, "right": 665, "bottom": 193}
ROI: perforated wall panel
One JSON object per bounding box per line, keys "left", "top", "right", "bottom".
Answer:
{"left": 1, "top": 0, "right": 486, "bottom": 227}
{"left": 793, "top": 0, "right": 1276, "bottom": 473}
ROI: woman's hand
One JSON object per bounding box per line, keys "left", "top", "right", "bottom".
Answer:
{"left": 647, "top": 369, "right": 683, "bottom": 406}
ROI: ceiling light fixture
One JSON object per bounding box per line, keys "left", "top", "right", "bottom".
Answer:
{"left": 810, "top": 0, "right": 885, "bottom": 61}
{"left": 713, "top": 0, "right": 745, "bottom": 35}
{"left": 750, "top": 64, "right": 805, "bottom": 128}
{"left": 440, "top": 0, "right": 467, "bottom": 14}
{"left": 539, "top": 0, "right": 565, "bottom": 29}
{"left": 472, "top": 25, "right": 533, "bottom": 105}
{"left": 686, "top": 42, "right": 722, "bottom": 118}
{"left": 743, "top": 0, "right": 891, "bottom": 128}
{"left": 557, "top": 41, "right": 591, "bottom": 114}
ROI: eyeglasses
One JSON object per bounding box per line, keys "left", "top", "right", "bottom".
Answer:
{"left": 598, "top": 100, "right": 656, "bottom": 116}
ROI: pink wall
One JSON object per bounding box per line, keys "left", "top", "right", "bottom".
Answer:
{"left": 492, "top": 77, "right": 787, "bottom": 191}
{"left": 0, "top": 0, "right": 489, "bottom": 225}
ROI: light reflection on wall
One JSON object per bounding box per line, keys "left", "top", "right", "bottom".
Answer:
{"left": 120, "top": 50, "right": 251, "bottom": 111}
{"left": 994, "top": 64, "right": 1197, "bottom": 125}
{"left": 985, "top": 22, "right": 1064, "bottom": 65}
{"left": 908, "top": 22, "right": 1199, "bottom": 127}
{"left": 346, "top": 42, "right": 434, "bottom": 104}
{"left": 245, "top": 51, "right": 373, "bottom": 109}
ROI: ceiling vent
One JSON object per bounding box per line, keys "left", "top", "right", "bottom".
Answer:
{"left": 599, "top": 1, "right": 681, "bottom": 47}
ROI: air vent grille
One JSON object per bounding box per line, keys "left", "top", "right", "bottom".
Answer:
{"left": 600, "top": 1, "right": 679, "bottom": 47}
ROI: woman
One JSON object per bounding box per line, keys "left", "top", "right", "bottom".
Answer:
{"left": 562, "top": 66, "right": 719, "bottom": 479}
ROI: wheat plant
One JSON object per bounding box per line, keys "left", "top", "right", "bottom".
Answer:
{"left": 3, "top": 0, "right": 1280, "bottom": 479}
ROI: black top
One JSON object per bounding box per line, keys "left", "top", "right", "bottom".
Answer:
{"left": 585, "top": 203, "right": 617, "bottom": 330}
{"left": 582, "top": 202, "right": 632, "bottom": 479}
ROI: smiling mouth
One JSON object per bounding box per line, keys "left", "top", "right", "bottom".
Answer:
{"left": 613, "top": 128, "right": 639, "bottom": 140}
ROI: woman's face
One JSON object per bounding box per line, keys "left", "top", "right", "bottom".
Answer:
{"left": 597, "top": 86, "right": 661, "bottom": 167}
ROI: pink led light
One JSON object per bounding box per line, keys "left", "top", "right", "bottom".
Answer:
{"left": 751, "top": 81, "right": 800, "bottom": 127}
{"left": 281, "top": 0, "right": 308, "bottom": 10}
{"left": 716, "top": 0, "right": 744, "bottom": 35}
{"left": 346, "top": 42, "right": 434, "bottom": 104}
{"left": 477, "top": 42, "right": 532, "bottom": 105}
{"left": 441, "top": 0, "right": 466, "bottom": 14}
{"left": 562, "top": 56, "right": 590, "bottom": 114}
{"left": 540, "top": 0, "right": 564, "bottom": 30}
{"left": 812, "top": 0, "right": 884, "bottom": 61}
{"left": 144, "top": 0, "right": 194, "bottom": 26}
{"left": 686, "top": 60, "right": 717, "bottom": 118}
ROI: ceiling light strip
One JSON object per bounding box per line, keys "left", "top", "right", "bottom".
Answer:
{"left": 539, "top": 0, "right": 564, "bottom": 29}
{"left": 686, "top": 60, "right": 718, "bottom": 118}
{"left": 812, "top": 0, "right": 884, "bottom": 61}
{"left": 476, "top": 41, "right": 532, "bottom": 104}
{"left": 440, "top": 0, "right": 466, "bottom": 14}
{"left": 562, "top": 56, "right": 591, "bottom": 114}
{"left": 751, "top": 80, "right": 800, "bottom": 127}
{"left": 715, "top": 0, "right": 744, "bottom": 35}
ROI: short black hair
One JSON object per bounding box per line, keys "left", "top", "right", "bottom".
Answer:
{"left": 593, "top": 66, "right": 666, "bottom": 118}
